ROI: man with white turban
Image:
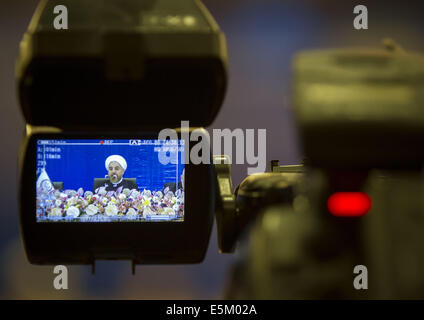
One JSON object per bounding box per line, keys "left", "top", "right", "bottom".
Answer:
{"left": 93, "top": 155, "right": 138, "bottom": 192}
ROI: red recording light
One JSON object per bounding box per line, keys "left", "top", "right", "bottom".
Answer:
{"left": 327, "top": 192, "right": 371, "bottom": 217}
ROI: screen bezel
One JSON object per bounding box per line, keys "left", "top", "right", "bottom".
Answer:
{"left": 20, "top": 130, "right": 214, "bottom": 264}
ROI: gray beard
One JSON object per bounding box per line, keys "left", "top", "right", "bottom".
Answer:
{"left": 110, "top": 177, "right": 123, "bottom": 186}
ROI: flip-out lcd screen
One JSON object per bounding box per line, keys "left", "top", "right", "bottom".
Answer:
{"left": 35, "top": 139, "right": 185, "bottom": 222}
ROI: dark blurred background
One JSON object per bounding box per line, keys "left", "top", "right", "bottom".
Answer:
{"left": 1, "top": 0, "right": 424, "bottom": 299}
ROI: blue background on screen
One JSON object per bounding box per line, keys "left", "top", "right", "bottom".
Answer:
{"left": 36, "top": 139, "right": 185, "bottom": 192}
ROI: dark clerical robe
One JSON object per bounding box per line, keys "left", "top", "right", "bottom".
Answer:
{"left": 93, "top": 178, "right": 139, "bottom": 193}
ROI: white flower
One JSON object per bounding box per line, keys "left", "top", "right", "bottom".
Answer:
{"left": 84, "top": 191, "right": 93, "bottom": 198}
{"left": 98, "top": 187, "right": 107, "bottom": 196}
{"left": 142, "top": 206, "right": 154, "bottom": 218}
{"left": 60, "top": 193, "right": 67, "bottom": 199}
{"left": 105, "top": 204, "right": 118, "bottom": 216}
{"left": 119, "top": 193, "right": 126, "bottom": 201}
{"left": 143, "top": 190, "right": 152, "bottom": 198}
{"left": 86, "top": 204, "right": 98, "bottom": 216}
{"left": 101, "top": 197, "right": 109, "bottom": 206}
{"left": 156, "top": 191, "right": 163, "bottom": 199}
{"left": 68, "top": 190, "right": 77, "bottom": 197}
{"left": 172, "top": 204, "right": 179, "bottom": 212}
{"left": 50, "top": 207, "right": 62, "bottom": 217}
{"left": 67, "top": 196, "right": 78, "bottom": 206}
{"left": 55, "top": 200, "right": 62, "bottom": 207}
{"left": 142, "top": 198, "right": 151, "bottom": 207}
{"left": 163, "top": 207, "right": 175, "bottom": 216}
{"left": 127, "top": 208, "right": 137, "bottom": 216}
{"left": 66, "top": 206, "right": 80, "bottom": 218}
{"left": 122, "top": 188, "right": 131, "bottom": 196}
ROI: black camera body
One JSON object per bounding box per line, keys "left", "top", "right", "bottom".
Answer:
{"left": 17, "top": 0, "right": 227, "bottom": 267}
{"left": 293, "top": 46, "right": 424, "bottom": 170}
{"left": 20, "top": 126, "right": 215, "bottom": 265}
{"left": 17, "top": 0, "right": 227, "bottom": 129}
{"left": 225, "top": 45, "right": 424, "bottom": 299}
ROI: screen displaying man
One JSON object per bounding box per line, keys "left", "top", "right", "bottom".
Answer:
{"left": 93, "top": 155, "right": 139, "bottom": 192}
{"left": 35, "top": 139, "right": 184, "bottom": 223}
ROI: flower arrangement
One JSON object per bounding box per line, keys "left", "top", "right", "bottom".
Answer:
{"left": 36, "top": 185, "right": 184, "bottom": 222}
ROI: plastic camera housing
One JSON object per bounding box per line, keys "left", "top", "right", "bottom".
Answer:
{"left": 19, "top": 126, "right": 215, "bottom": 265}
{"left": 17, "top": 0, "right": 227, "bottom": 267}
{"left": 16, "top": 0, "right": 227, "bottom": 129}
{"left": 293, "top": 47, "right": 424, "bottom": 169}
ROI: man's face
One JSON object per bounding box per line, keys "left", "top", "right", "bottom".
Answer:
{"left": 108, "top": 161, "right": 125, "bottom": 183}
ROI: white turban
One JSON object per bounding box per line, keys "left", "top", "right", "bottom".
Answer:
{"left": 105, "top": 155, "right": 127, "bottom": 171}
